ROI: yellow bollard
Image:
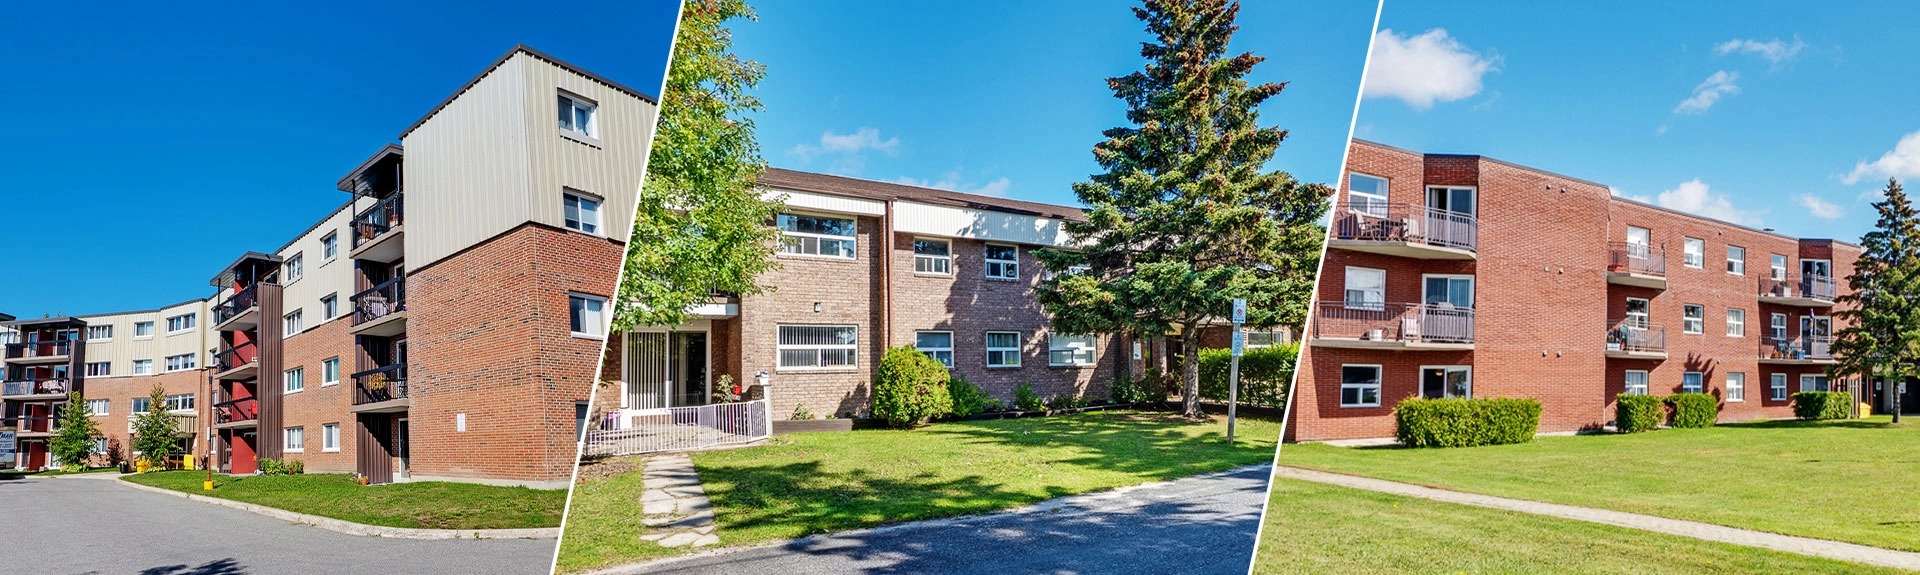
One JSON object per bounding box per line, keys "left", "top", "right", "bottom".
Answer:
{"left": 203, "top": 480, "right": 214, "bottom": 491}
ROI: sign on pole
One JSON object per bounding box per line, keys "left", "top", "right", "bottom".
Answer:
{"left": 1231, "top": 298, "right": 1247, "bottom": 325}
{"left": 1228, "top": 298, "right": 1246, "bottom": 444}
{"left": 0, "top": 430, "right": 14, "bottom": 462}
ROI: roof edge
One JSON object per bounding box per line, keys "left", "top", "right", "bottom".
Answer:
{"left": 398, "top": 44, "right": 659, "bottom": 140}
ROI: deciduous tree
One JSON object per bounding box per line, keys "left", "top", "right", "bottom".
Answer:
{"left": 49, "top": 392, "right": 102, "bottom": 470}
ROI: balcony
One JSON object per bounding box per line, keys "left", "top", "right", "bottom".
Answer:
{"left": 350, "top": 193, "right": 405, "bottom": 263}
{"left": 1758, "top": 275, "right": 1837, "bottom": 307}
{"left": 1605, "top": 321, "right": 1668, "bottom": 359}
{"left": 1310, "top": 301, "right": 1475, "bottom": 350}
{"left": 1327, "top": 202, "right": 1477, "bottom": 260}
{"left": 9, "top": 416, "right": 58, "bottom": 437}
{"left": 128, "top": 412, "right": 198, "bottom": 436}
{"left": 212, "top": 341, "right": 259, "bottom": 381}
{"left": 212, "top": 284, "right": 262, "bottom": 331}
{"left": 1760, "top": 336, "right": 1837, "bottom": 365}
{"left": 349, "top": 277, "right": 407, "bottom": 337}
{"left": 350, "top": 363, "right": 409, "bottom": 413}
{"left": 1606, "top": 242, "right": 1667, "bottom": 290}
{"left": 212, "top": 396, "right": 259, "bottom": 429}
{"left": 1, "top": 378, "right": 70, "bottom": 399}
{"left": 4, "top": 340, "right": 74, "bottom": 364}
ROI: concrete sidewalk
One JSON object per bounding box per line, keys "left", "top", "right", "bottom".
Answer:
{"left": 1274, "top": 465, "right": 1920, "bottom": 571}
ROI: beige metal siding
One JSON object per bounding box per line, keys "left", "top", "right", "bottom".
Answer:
{"left": 521, "top": 54, "right": 653, "bottom": 245}
{"left": 80, "top": 300, "right": 213, "bottom": 378}
{"left": 277, "top": 200, "right": 368, "bottom": 337}
{"left": 402, "top": 54, "right": 534, "bottom": 268}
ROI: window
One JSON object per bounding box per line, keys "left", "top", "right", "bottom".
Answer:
{"left": 1348, "top": 173, "right": 1390, "bottom": 216}
{"left": 1340, "top": 365, "right": 1382, "bottom": 407}
{"left": 131, "top": 397, "right": 151, "bottom": 413}
{"left": 166, "top": 313, "right": 195, "bottom": 333}
{"left": 284, "top": 310, "right": 303, "bottom": 335}
{"left": 85, "top": 399, "right": 108, "bottom": 416}
{"left": 1683, "top": 237, "right": 1705, "bottom": 268}
{"left": 558, "top": 92, "right": 596, "bottom": 137}
{"left": 164, "top": 353, "right": 196, "bottom": 372}
{"left": 986, "top": 331, "right": 1022, "bottom": 368}
{"left": 1625, "top": 226, "right": 1652, "bottom": 259}
{"left": 1771, "top": 373, "right": 1789, "bottom": 400}
{"left": 1624, "top": 370, "right": 1649, "bottom": 396}
{"left": 1682, "top": 372, "right": 1704, "bottom": 393}
{"left": 322, "top": 231, "right": 339, "bottom": 262}
{"left": 1726, "top": 245, "right": 1745, "bottom": 275}
{"left": 1771, "top": 254, "right": 1788, "bottom": 280}
{"left": 1424, "top": 275, "right": 1474, "bottom": 309}
{"left": 564, "top": 192, "right": 602, "bottom": 234}
{"left": 1771, "top": 313, "right": 1789, "bottom": 340}
{"left": 134, "top": 321, "right": 154, "bottom": 338}
{"left": 1247, "top": 328, "right": 1290, "bottom": 348}
{"left": 285, "top": 426, "right": 305, "bottom": 452}
{"left": 322, "top": 423, "right": 340, "bottom": 452}
{"left": 322, "top": 357, "right": 340, "bottom": 386}
{"left": 985, "top": 244, "right": 1019, "bottom": 280}
{"left": 1727, "top": 308, "right": 1745, "bottom": 337}
{"left": 777, "top": 325, "right": 858, "bottom": 369}
{"left": 1048, "top": 333, "right": 1096, "bottom": 366}
{"left": 1803, "top": 259, "right": 1832, "bottom": 279}
{"left": 1344, "top": 267, "right": 1386, "bottom": 310}
{"left": 1427, "top": 186, "right": 1476, "bottom": 216}
{"left": 915, "top": 331, "right": 954, "bottom": 367}
{"left": 569, "top": 294, "right": 608, "bottom": 337}
{"left": 1801, "top": 374, "right": 1830, "bottom": 393}
{"left": 777, "top": 213, "right": 857, "bottom": 258}
{"left": 86, "top": 325, "right": 112, "bottom": 341}
{"left": 913, "top": 239, "right": 952, "bottom": 274}
{"left": 1682, "top": 304, "right": 1704, "bottom": 334}
{"left": 285, "top": 367, "right": 305, "bottom": 393}
{"left": 1421, "top": 366, "right": 1472, "bottom": 399}
{"left": 85, "top": 362, "right": 110, "bottom": 377}
{"left": 284, "top": 253, "right": 304, "bottom": 283}
{"left": 322, "top": 294, "right": 338, "bottom": 320}
{"left": 164, "top": 394, "right": 194, "bottom": 412}
{"left": 131, "top": 359, "right": 153, "bottom": 375}
{"left": 1727, "top": 373, "right": 1745, "bottom": 402}
{"left": 1624, "top": 298, "right": 1651, "bottom": 328}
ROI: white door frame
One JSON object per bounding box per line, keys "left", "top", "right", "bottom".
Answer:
{"left": 624, "top": 321, "right": 715, "bottom": 413}
{"left": 1419, "top": 365, "right": 1472, "bottom": 399}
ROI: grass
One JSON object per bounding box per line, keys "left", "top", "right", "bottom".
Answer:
{"left": 1278, "top": 416, "right": 1920, "bottom": 551}
{"left": 1256, "top": 478, "right": 1911, "bottom": 574}
{"left": 124, "top": 471, "right": 566, "bottom": 529}
{"left": 554, "top": 457, "right": 677, "bottom": 573}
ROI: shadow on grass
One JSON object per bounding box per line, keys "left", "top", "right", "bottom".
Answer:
{"left": 1723, "top": 418, "right": 1903, "bottom": 430}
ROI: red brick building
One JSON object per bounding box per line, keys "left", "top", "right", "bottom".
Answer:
{"left": 1289, "top": 140, "right": 1863, "bottom": 442}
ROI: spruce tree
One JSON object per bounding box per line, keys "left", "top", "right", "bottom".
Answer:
{"left": 1832, "top": 178, "right": 1920, "bottom": 422}
{"left": 1034, "top": 0, "right": 1330, "bottom": 418}
{"left": 130, "top": 385, "right": 180, "bottom": 469}
{"left": 49, "top": 392, "right": 102, "bottom": 471}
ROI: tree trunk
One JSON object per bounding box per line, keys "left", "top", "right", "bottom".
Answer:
{"left": 1181, "top": 326, "right": 1203, "bottom": 418}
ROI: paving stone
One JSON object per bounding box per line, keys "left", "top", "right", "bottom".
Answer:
{"left": 643, "top": 500, "right": 678, "bottom": 515}
{"left": 692, "top": 534, "right": 720, "bottom": 547}
{"left": 662, "top": 485, "right": 708, "bottom": 498}
{"left": 639, "top": 533, "right": 668, "bottom": 542}
{"left": 640, "top": 489, "right": 674, "bottom": 502}
{"left": 657, "top": 532, "right": 699, "bottom": 548}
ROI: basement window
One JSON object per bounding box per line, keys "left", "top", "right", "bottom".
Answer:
{"left": 777, "top": 325, "right": 858, "bottom": 369}
{"left": 1047, "top": 333, "right": 1095, "bottom": 366}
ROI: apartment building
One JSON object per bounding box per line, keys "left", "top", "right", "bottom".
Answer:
{"left": 2, "top": 45, "right": 652, "bottom": 487}
{"left": 1290, "top": 140, "right": 1862, "bottom": 442}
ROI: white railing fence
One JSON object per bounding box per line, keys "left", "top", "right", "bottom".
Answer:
{"left": 583, "top": 399, "right": 771, "bottom": 457}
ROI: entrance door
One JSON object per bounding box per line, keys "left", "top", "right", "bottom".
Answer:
{"left": 627, "top": 331, "right": 712, "bottom": 410}
{"left": 1802, "top": 316, "right": 1832, "bottom": 357}
{"left": 672, "top": 332, "right": 709, "bottom": 407}
{"left": 1421, "top": 366, "right": 1471, "bottom": 399}
{"left": 1422, "top": 275, "right": 1475, "bottom": 343}
{"left": 396, "top": 418, "right": 410, "bottom": 479}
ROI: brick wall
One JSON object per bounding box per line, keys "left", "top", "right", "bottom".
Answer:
{"left": 276, "top": 313, "right": 359, "bottom": 473}
{"left": 79, "top": 368, "right": 206, "bottom": 465}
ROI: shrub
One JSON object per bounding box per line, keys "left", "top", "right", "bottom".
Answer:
{"left": 1015, "top": 381, "right": 1045, "bottom": 412}
{"left": 1665, "top": 393, "right": 1719, "bottom": 428}
{"left": 872, "top": 346, "right": 954, "bottom": 427}
{"left": 1394, "top": 397, "right": 1542, "bottom": 448}
{"left": 791, "top": 404, "right": 816, "bottom": 421}
{"left": 257, "top": 458, "right": 304, "bottom": 475}
{"left": 1109, "top": 371, "right": 1159, "bottom": 404}
{"left": 1614, "top": 394, "right": 1665, "bottom": 433}
{"left": 1793, "top": 391, "right": 1854, "bottom": 420}
{"left": 1197, "top": 343, "right": 1298, "bottom": 409}
{"left": 1047, "top": 394, "right": 1088, "bottom": 410}
{"left": 948, "top": 373, "right": 992, "bottom": 417}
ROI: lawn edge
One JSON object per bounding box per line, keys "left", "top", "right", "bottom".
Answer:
{"left": 115, "top": 477, "right": 560, "bottom": 540}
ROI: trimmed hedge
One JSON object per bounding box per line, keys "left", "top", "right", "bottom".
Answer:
{"left": 1665, "top": 393, "right": 1719, "bottom": 428}
{"left": 1197, "top": 343, "right": 1298, "bottom": 409}
{"left": 872, "top": 346, "right": 953, "bottom": 428}
{"left": 1793, "top": 391, "right": 1854, "bottom": 420}
{"left": 1615, "top": 394, "right": 1665, "bottom": 433}
{"left": 1394, "top": 397, "right": 1542, "bottom": 448}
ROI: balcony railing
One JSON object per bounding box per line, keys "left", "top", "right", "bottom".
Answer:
{"left": 1607, "top": 320, "right": 1667, "bottom": 355}
{"left": 128, "top": 412, "right": 198, "bottom": 436}
{"left": 212, "top": 284, "right": 260, "bottom": 325}
{"left": 351, "top": 277, "right": 406, "bottom": 326}
{"left": 1313, "top": 301, "right": 1475, "bottom": 344}
{"left": 4, "top": 340, "right": 73, "bottom": 360}
{"left": 213, "top": 396, "right": 258, "bottom": 424}
{"left": 1331, "top": 201, "right": 1478, "bottom": 253}
{"left": 6, "top": 416, "right": 57, "bottom": 433}
{"left": 1759, "top": 274, "right": 1837, "bottom": 302}
{"left": 352, "top": 363, "right": 409, "bottom": 405}
{"left": 2, "top": 379, "right": 71, "bottom": 397}
{"left": 212, "top": 340, "right": 258, "bottom": 373}
{"left": 352, "top": 193, "right": 404, "bottom": 249}
{"left": 1607, "top": 242, "right": 1666, "bottom": 277}
{"left": 1761, "top": 335, "right": 1835, "bottom": 361}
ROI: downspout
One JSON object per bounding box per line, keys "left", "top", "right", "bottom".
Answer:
{"left": 882, "top": 200, "right": 894, "bottom": 351}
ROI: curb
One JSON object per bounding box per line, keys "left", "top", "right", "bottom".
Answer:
{"left": 114, "top": 478, "right": 560, "bottom": 540}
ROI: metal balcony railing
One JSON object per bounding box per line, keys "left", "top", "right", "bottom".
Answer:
{"left": 128, "top": 412, "right": 198, "bottom": 436}
{"left": 1331, "top": 201, "right": 1478, "bottom": 253}
{"left": 352, "top": 193, "right": 404, "bottom": 249}
{"left": 352, "top": 363, "right": 408, "bottom": 405}
{"left": 212, "top": 284, "right": 260, "bottom": 325}
{"left": 1607, "top": 242, "right": 1666, "bottom": 277}
{"left": 351, "top": 277, "right": 406, "bottom": 325}
{"left": 1607, "top": 320, "right": 1667, "bottom": 354}
{"left": 1761, "top": 336, "right": 1835, "bottom": 361}
{"left": 2, "top": 379, "right": 70, "bottom": 396}
{"left": 213, "top": 396, "right": 258, "bottom": 424}
{"left": 7, "top": 416, "right": 58, "bottom": 433}
{"left": 1313, "top": 301, "right": 1476, "bottom": 344}
{"left": 1759, "top": 274, "right": 1837, "bottom": 302}
{"left": 212, "top": 340, "right": 258, "bottom": 373}
{"left": 4, "top": 340, "right": 73, "bottom": 360}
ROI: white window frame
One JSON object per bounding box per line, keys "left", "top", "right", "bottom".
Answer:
{"left": 1347, "top": 172, "right": 1390, "bottom": 216}
{"left": 1624, "top": 370, "right": 1649, "bottom": 396}
{"left": 1048, "top": 333, "right": 1097, "bottom": 367}
{"left": 1624, "top": 297, "right": 1651, "bottom": 328}
{"left": 984, "top": 243, "right": 1020, "bottom": 280}
{"left": 164, "top": 393, "right": 194, "bottom": 412}
{"left": 284, "top": 252, "right": 304, "bottom": 284}
{"left": 163, "top": 353, "right": 196, "bottom": 372}
{"left": 322, "top": 423, "right": 341, "bottom": 453}
{"left": 86, "top": 325, "right": 112, "bottom": 342}
{"left": 284, "top": 426, "right": 305, "bottom": 452}
{"left": 322, "top": 294, "right": 338, "bottom": 320}
{"left": 1420, "top": 365, "right": 1473, "bottom": 399}
{"left": 569, "top": 293, "right": 609, "bottom": 338}
{"left": 1726, "top": 308, "right": 1745, "bottom": 337}
{"left": 1771, "top": 313, "right": 1789, "bottom": 340}
{"left": 321, "top": 231, "right": 339, "bottom": 262}
{"left": 85, "top": 399, "right": 109, "bottom": 416}
{"left": 1770, "top": 254, "right": 1788, "bottom": 280}
{"left": 558, "top": 91, "right": 598, "bottom": 138}
{"left": 777, "top": 213, "right": 858, "bottom": 259}
{"left": 776, "top": 325, "right": 859, "bottom": 370}
{"left": 1247, "top": 328, "right": 1289, "bottom": 348}
{"left": 131, "top": 359, "right": 154, "bottom": 376}
{"left": 1726, "top": 245, "right": 1745, "bottom": 275}
{"left": 1771, "top": 373, "right": 1788, "bottom": 400}
{"left": 913, "top": 238, "right": 952, "bottom": 275}
{"left": 1727, "top": 372, "right": 1745, "bottom": 402}
{"left": 1800, "top": 374, "right": 1830, "bottom": 393}
{"left": 1682, "top": 304, "right": 1704, "bottom": 334}
{"left": 165, "top": 313, "right": 195, "bottom": 334}
{"left": 284, "top": 310, "right": 304, "bottom": 335}
{"left": 1422, "top": 274, "right": 1475, "bottom": 309}
{"left": 1625, "top": 226, "right": 1652, "bottom": 259}
{"left": 1803, "top": 259, "right": 1832, "bottom": 279}
{"left": 1340, "top": 364, "right": 1383, "bottom": 408}
{"left": 131, "top": 397, "right": 151, "bottom": 414}
{"left": 134, "top": 321, "right": 155, "bottom": 339}
{"left": 85, "top": 362, "right": 110, "bottom": 377}
{"left": 563, "top": 190, "right": 604, "bottom": 235}
{"left": 322, "top": 357, "right": 341, "bottom": 386}
{"left": 915, "top": 331, "right": 955, "bottom": 368}
{"left": 985, "top": 331, "right": 1022, "bottom": 368}
{"left": 285, "top": 367, "right": 305, "bottom": 394}
{"left": 1682, "top": 371, "right": 1704, "bottom": 394}
{"left": 1344, "top": 266, "right": 1386, "bottom": 310}
{"left": 1683, "top": 237, "right": 1705, "bottom": 268}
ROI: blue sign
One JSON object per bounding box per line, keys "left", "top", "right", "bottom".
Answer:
{"left": 1231, "top": 329, "right": 1245, "bottom": 357}
{"left": 1232, "top": 298, "right": 1247, "bottom": 324}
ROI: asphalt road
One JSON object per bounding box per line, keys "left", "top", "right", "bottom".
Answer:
{"left": 611, "top": 464, "right": 1272, "bottom": 575}
{"left": 0, "top": 473, "right": 557, "bottom": 575}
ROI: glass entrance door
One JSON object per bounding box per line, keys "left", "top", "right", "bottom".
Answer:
{"left": 626, "top": 331, "right": 711, "bottom": 410}
{"left": 1421, "top": 366, "right": 1471, "bottom": 399}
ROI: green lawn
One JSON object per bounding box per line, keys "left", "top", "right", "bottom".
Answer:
{"left": 124, "top": 471, "right": 566, "bottom": 529}
{"left": 1256, "top": 478, "right": 1910, "bottom": 574}
{"left": 1279, "top": 416, "right": 1920, "bottom": 551}
{"left": 555, "top": 457, "right": 675, "bottom": 573}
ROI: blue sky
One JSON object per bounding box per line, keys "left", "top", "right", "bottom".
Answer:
{"left": 0, "top": 0, "right": 678, "bottom": 316}
{"left": 1355, "top": 0, "right": 1920, "bottom": 241}
{"left": 734, "top": 1, "right": 1377, "bottom": 207}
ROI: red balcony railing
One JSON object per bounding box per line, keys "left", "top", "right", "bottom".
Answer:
{"left": 4, "top": 340, "right": 73, "bottom": 360}
{"left": 1758, "top": 274, "right": 1837, "bottom": 303}
{"left": 1313, "top": 301, "right": 1475, "bottom": 344}
{"left": 1607, "top": 242, "right": 1666, "bottom": 277}
{"left": 1607, "top": 320, "right": 1667, "bottom": 354}
{"left": 1331, "top": 202, "right": 1478, "bottom": 253}
{"left": 213, "top": 396, "right": 258, "bottom": 424}
{"left": 352, "top": 193, "right": 404, "bottom": 249}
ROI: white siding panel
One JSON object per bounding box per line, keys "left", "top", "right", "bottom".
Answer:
{"left": 893, "top": 200, "right": 1076, "bottom": 247}
{"left": 768, "top": 188, "right": 886, "bottom": 216}
{"left": 402, "top": 55, "right": 533, "bottom": 268}
{"left": 276, "top": 200, "right": 366, "bottom": 336}
{"left": 522, "top": 55, "right": 653, "bottom": 244}
{"left": 83, "top": 300, "right": 213, "bottom": 377}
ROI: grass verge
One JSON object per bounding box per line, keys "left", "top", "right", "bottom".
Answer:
{"left": 124, "top": 471, "right": 565, "bottom": 529}
{"left": 554, "top": 457, "right": 676, "bottom": 573}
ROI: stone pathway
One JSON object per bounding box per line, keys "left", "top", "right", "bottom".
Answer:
{"left": 634, "top": 454, "right": 720, "bottom": 548}
{"left": 1273, "top": 466, "right": 1920, "bottom": 571}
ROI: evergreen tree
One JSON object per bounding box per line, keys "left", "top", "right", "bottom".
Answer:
{"left": 1832, "top": 178, "right": 1920, "bottom": 422}
{"left": 130, "top": 385, "right": 179, "bottom": 469}
{"left": 48, "top": 392, "right": 102, "bottom": 471}
{"left": 616, "top": 0, "right": 783, "bottom": 330}
{"left": 1035, "top": 0, "right": 1329, "bottom": 418}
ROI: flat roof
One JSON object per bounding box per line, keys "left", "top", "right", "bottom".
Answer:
{"left": 761, "top": 168, "right": 1088, "bottom": 222}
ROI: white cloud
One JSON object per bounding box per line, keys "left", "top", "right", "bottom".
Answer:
{"left": 790, "top": 127, "right": 901, "bottom": 174}
{"left": 893, "top": 171, "right": 1013, "bottom": 197}
{"left": 1797, "top": 193, "right": 1844, "bottom": 219}
{"left": 1363, "top": 28, "right": 1498, "bottom": 110}
{"left": 1714, "top": 37, "right": 1807, "bottom": 66}
{"left": 1842, "top": 129, "right": 1920, "bottom": 185}
{"left": 1655, "top": 179, "right": 1763, "bottom": 225}
{"left": 1674, "top": 71, "right": 1740, "bottom": 114}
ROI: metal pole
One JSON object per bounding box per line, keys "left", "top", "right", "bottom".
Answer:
{"left": 1227, "top": 353, "right": 1240, "bottom": 444}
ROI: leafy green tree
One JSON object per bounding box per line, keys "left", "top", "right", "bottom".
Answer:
{"left": 1832, "top": 178, "right": 1920, "bottom": 423}
{"left": 1035, "top": 0, "right": 1330, "bottom": 418}
{"left": 49, "top": 392, "right": 102, "bottom": 471}
{"left": 130, "top": 385, "right": 180, "bottom": 469}
{"left": 616, "top": 0, "right": 783, "bottom": 331}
